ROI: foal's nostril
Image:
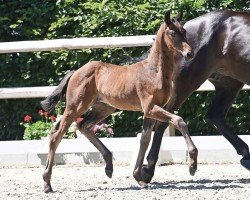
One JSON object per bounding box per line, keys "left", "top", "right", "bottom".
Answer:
{"left": 187, "top": 51, "right": 194, "bottom": 58}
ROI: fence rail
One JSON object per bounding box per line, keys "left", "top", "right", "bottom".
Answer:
{"left": 0, "top": 80, "right": 249, "bottom": 99}
{"left": 0, "top": 35, "right": 249, "bottom": 99}
{"left": 0, "top": 35, "right": 155, "bottom": 53}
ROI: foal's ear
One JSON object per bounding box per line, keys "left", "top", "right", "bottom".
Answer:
{"left": 164, "top": 10, "right": 171, "bottom": 26}
{"left": 175, "top": 9, "right": 183, "bottom": 21}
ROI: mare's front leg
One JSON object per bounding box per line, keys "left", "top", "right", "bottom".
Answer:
{"left": 77, "top": 101, "right": 116, "bottom": 178}
{"left": 206, "top": 77, "right": 250, "bottom": 170}
{"left": 133, "top": 118, "right": 155, "bottom": 186}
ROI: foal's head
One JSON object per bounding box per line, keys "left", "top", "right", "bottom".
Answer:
{"left": 161, "top": 11, "right": 193, "bottom": 60}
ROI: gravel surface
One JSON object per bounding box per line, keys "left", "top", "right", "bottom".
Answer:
{"left": 0, "top": 163, "right": 249, "bottom": 200}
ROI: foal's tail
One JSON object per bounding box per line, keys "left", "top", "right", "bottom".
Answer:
{"left": 41, "top": 71, "right": 75, "bottom": 113}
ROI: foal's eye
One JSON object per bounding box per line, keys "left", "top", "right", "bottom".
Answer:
{"left": 168, "top": 30, "right": 176, "bottom": 37}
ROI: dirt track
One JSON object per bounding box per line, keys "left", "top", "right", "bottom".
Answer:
{"left": 0, "top": 163, "right": 250, "bottom": 200}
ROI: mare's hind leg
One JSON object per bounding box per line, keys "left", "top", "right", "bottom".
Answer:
{"left": 206, "top": 77, "right": 250, "bottom": 170}
{"left": 77, "top": 101, "right": 116, "bottom": 178}
{"left": 133, "top": 118, "right": 155, "bottom": 186}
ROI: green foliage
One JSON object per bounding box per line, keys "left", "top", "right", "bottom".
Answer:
{"left": 108, "top": 111, "right": 143, "bottom": 137}
{"left": 23, "top": 121, "right": 53, "bottom": 140}
{"left": 0, "top": 0, "right": 249, "bottom": 140}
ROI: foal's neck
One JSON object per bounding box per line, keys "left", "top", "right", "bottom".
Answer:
{"left": 147, "top": 25, "right": 173, "bottom": 75}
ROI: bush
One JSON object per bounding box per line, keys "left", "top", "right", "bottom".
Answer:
{"left": 23, "top": 120, "right": 53, "bottom": 140}
{"left": 0, "top": 0, "right": 249, "bottom": 140}
{"left": 22, "top": 110, "right": 56, "bottom": 140}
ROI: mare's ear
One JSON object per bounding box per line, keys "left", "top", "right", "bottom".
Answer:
{"left": 164, "top": 10, "right": 171, "bottom": 26}
{"left": 175, "top": 9, "right": 183, "bottom": 21}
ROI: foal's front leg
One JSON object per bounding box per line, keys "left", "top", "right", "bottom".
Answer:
{"left": 144, "top": 104, "right": 198, "bottom": 176}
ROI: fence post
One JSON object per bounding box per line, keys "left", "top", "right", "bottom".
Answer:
{"left": 164, "top": 124, "right": 175, "bottom": 136}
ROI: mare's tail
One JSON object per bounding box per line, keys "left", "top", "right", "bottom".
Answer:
{"left": 41, "top": 71, "right": 75, "bottom": 113}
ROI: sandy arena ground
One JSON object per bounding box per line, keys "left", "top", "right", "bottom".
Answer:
{"left": 0, "top": 163, "right": 250, "bottom": 200}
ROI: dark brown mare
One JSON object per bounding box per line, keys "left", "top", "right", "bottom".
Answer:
{"left": 138, "top": 10, "right": 250, "bottom": 183}
{"left": 41, "top": 11, "right": 196, "bottom": 193}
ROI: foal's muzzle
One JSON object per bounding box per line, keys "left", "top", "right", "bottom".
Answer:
{"left": 184, "top": 50, "right": 194, "bottom": 61}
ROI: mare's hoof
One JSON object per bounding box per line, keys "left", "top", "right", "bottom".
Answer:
{"left": 138, "top": 181, "right": 148, "bottom": 188}
{"left": 141, "top": 167, "right": 153, "bottom": 184}
{"left": 44, "top": 185, "right": 53, "bottom": 193}
{"left": 105, "top": 168, "right": 113, "bottom": 178}
{"left": 240, "top": 157, "right": 250, "bottom": 171}
{"left": 189, "top": 165, "right": 197, "bottom": 176}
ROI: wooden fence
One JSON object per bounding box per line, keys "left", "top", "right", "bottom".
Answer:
{"left": 0, "top": 35, "right": 249, "bottom": 136}
{"left": 1, "top": 36, "right": 249, "bottom": 99}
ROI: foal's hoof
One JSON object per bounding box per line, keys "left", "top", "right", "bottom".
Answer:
{"left": 189, "top": 165, "right": 197, "bottom": 176}
{"left": 141, "top": 167, "right": 154, "bottom": 184}
{"left": 133, "top": 170, "right": 141, "bottom": 183}
{"left": 44, "top": 185, "right": 53, "bottom": 193}
{"left": 240, "top": 157, "right": 250, "bottom": 171}
{"left": 105, "top": 168, "right": 113, "bottom": 178}
{"left": 138, "top": 181, "right": 149, "bottom": 189}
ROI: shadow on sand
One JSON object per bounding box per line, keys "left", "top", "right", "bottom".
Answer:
{"left": 74, "top": 178, "right": 249, "bottom": 193}
{"left": 114, "top": 178, "right": 249, "bottom": 191}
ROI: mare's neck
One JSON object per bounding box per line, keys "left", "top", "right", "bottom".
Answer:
{"left": 147, "top": 25, "right": 173, "bottom": 75}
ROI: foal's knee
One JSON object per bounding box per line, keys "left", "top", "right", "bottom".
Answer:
{"left": 77, "top": 120, "right": 95, "bottom": 132}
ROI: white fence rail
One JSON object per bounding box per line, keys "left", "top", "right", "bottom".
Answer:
{"left": 0, "top": 35, "right": 155, "bottom": 53}
{"left": 0, "top": 81, "right": 249, "bottom": 99}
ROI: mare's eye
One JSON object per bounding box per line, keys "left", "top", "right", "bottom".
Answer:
{"left": 181, "top": 28, "right": 186, "bottom": 36}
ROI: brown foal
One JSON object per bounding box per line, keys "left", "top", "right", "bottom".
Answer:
{"left": 42, "top": 11, "right": 197, "bottom": 193}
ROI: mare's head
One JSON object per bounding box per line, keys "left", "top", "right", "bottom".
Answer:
{"left": 161, "top": 11, "right": 193, "bottom": 61}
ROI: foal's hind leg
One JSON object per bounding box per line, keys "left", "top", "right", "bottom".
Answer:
{"left": 133, "top": 118, "right": 155, "bottom": 186}
{"left": 77, "top": 101, "right": 116, "bottom": 178}
{"left": 43, "top": 95, "right": 97, "bottom": 192}
{"left": 206, "top": 77, "right": 250, "bottom": 170}
{"left": 144, "top": 104, "right": 198, "bottom": 176}
{"left": 43, "top": 112, "right": 76, "bottom": 193}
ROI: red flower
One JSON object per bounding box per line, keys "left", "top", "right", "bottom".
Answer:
{"left": 24, "top": 115, "right": 32, "bottom": 122}
{"left": 38, "top": 110, "right": 44, "bottom": 116}
{"left": 43, "top": 111, "right": 49, "bottom": 117}
{"left": 50, "top": 115, "right": 57, "bottom": 122}
{"left": 76, "top": 117, "right": 83, "bottom": 123}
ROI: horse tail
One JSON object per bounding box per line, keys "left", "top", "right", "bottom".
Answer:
{"left": 40, "top": 70, "right": 75, "bottom": 113}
